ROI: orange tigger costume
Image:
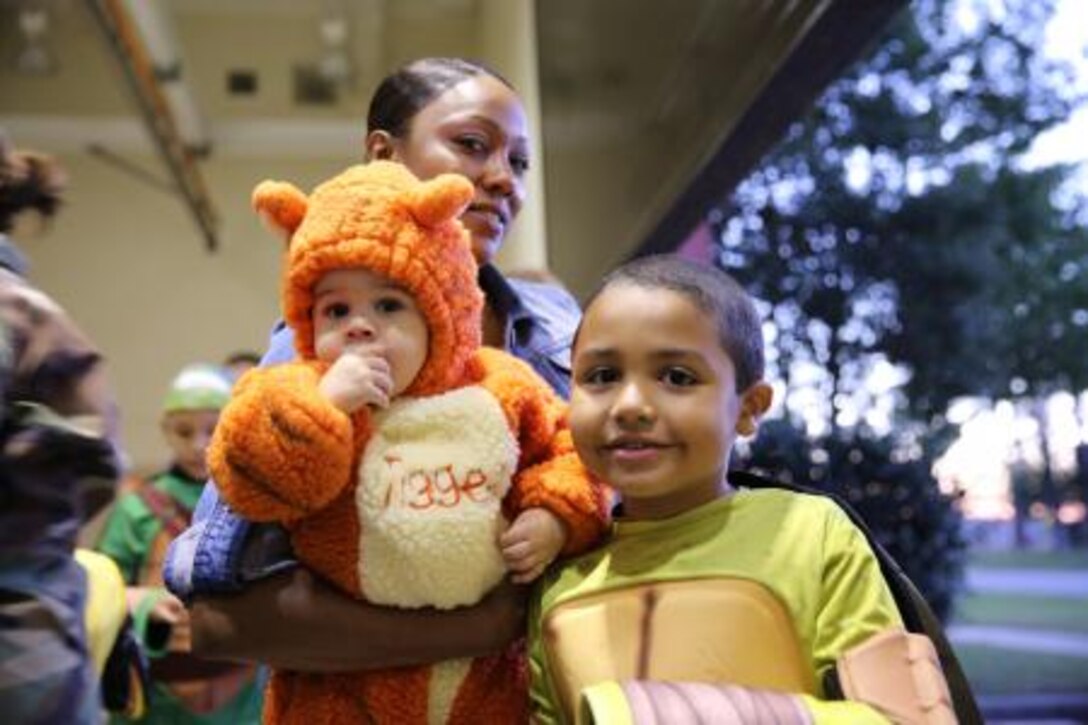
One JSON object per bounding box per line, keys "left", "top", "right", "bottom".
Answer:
{"left": 208, "top": 161, "right": 609, "bottom": 724}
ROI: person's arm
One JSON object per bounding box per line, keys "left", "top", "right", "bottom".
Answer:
{"left": 209, "top": 362, "right": 357, "bottom": 522}
{"left": 190, "top": 567, "right": 528, "bottom": 672}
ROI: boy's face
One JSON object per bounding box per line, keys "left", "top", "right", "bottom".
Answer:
{"left": 570, "top": 283, "right": 771, "bottom": 520}
{"left": 161, "top": 408, "right": 220, "bottom": 481}
{"left": 312, "top": 268, "right": 429, "bottom": 397}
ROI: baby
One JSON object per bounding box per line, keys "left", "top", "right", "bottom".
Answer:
{"left": 209, "top": 161, "right": 608, "bottom": 724}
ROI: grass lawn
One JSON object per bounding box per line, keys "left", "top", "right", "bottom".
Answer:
{"left": 969, "top": 549, "right": 1088, "bottom": 570}
{"left": 953, "top": 592, "right": 1088, "bottom": 633}
{"left": 952, "top": 547, "right": 1088, "bottom": 695}
{"left": 955, "top": 644, "right": 1088, "bottom": 695}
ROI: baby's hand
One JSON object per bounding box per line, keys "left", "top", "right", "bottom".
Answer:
{"left": 500, "top": 507, "right": 569, "bottom": 583}
{"left": 319, "top": 350, "right": 393, "bottom": 413}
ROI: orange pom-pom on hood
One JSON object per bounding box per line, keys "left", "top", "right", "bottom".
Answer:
{"left": 252, "top": 161, "right": 483, "bottom": 396}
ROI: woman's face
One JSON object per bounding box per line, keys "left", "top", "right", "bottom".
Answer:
{"left": 372, "top": 74, "right": 530, "bottom": 265}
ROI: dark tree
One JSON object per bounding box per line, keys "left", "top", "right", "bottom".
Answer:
{"left": 718, "top": 0, "right": 1087, "bottom": 426}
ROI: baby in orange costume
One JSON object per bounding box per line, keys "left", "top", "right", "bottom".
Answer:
{"left": 209, "top": 161, "right": 609, "bottom": 724}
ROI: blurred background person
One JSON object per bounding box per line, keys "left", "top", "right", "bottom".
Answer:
{"left": 0, "top": 133, "right": 129, "bottom": 721}
{"left": 221, "top": 350, "right": 261, "bottom": 385}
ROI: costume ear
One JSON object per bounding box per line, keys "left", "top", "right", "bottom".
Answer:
{"left": 408, "top": 173, "right": 473, "bottom": 228}
{"left": 252, "top": 180, "right": 308, "bottom": 242}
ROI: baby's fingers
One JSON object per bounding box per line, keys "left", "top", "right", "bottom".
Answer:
{"left": 502, "top": 539, "right": 532, "bottom": 565}
{"left": 511, "top": 562, "right": 548, "bottom": 584}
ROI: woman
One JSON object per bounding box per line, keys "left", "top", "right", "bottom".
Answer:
{"left": 165, "top": 57, "right": 581, "bottom": 671}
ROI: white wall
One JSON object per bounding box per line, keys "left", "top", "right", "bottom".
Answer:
{"left": 14, "top": 151, "right": 344, "bottom": 471}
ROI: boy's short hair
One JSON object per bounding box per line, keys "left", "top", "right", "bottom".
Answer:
{"left": 582, "top": 255, "right": 765, "bottom": 391}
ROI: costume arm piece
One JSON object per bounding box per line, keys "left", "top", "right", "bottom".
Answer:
{"left": 574, "top": 681, "right": 901, "bottom": 725}
{"left": 208, "top": 362, "right": 357, "bottom": 522}
{"left": 578, "top": 681, "right": 819, "bottom": 725}
{"left": 475, "top": 348, "right": 610, "bottom": 554}
{"left": 834, "top": 628, "right": 956, "bottom": 725}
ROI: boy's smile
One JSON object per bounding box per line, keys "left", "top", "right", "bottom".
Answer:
{"left": 570, "top": 283, "right": 770, "bottom": 520}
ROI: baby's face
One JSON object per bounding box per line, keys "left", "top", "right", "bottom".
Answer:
{"left": 312, "top": 268, "right": 429, "bottom": 396}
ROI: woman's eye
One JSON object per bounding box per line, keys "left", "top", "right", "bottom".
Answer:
{"left": 510, "top": 153, "right": 530, "bottom": 175}
{"left": 456, "top": 136, "right": 488, "bottom": 155}
{"left": 375, "top": 297, "right": 405, "bottom": 314}
{"left": 661, "top": 367, "right": 697, "bottom": 387}
{"left": 581, "top": 367, "right": 619, "bottom": 386}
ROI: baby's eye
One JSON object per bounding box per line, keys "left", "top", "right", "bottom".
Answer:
{"left": 322, "top": 302, "right": 351, "bottom": 320}
{"left": 374, "top": 297, "right": 406, "bottom": 314}
{"left": 661, "top": 367, "right": 698, "bottom": 387}
{"left": 581, "top": 366, "right": 620, "bottom": 386}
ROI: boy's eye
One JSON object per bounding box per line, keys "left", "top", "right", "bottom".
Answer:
{"left": 661, "top": 367, "right": 698, "bottom": 387}
{"left": 374, "top": 296, "right": 406, "bottom": 314}
{"left": 581, "top": 366, "right": 620, "bottom": 386}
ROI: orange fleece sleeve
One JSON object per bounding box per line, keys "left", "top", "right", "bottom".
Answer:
{"left": 475, "top": 348, "right": 610, "bottom": 554}
{"left": 208, "top": 362, "right": 358, "bottom": 523}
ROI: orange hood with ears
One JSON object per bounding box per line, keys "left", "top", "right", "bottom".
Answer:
{"left": 253, "top": 161, "right": 483, "bottom": 396}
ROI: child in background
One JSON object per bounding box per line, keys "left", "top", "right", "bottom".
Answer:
{"left": 97, "top": 364, "right": 262, "bottom": 724}
{"left": 221, "top": 350, "right": 261, "bottom": 384}
{"left": 529, "top": 255, "right": 956, "bottom": 724}
{"left": 209, "top": 161, "right": 608, "bottom": 723}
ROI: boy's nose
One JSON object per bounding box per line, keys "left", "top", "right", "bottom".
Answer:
{"left": 613, "top": 383, "right": 655, "bottom": 430}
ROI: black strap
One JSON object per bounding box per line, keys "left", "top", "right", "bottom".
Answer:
{"left": 728, "top": 469, "right": 983, "bottom": 725}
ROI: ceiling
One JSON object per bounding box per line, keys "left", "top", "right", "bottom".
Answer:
{"left": 0, "top": 0, "right": 905, "bottom": 293}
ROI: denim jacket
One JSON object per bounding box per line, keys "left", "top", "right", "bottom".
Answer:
{"left": 164, "top": 265, "right": 580, "bottom": 599}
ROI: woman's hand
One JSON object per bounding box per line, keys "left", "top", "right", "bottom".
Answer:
{"left": 190, "top": 567, "right": 529, "bottom": 672}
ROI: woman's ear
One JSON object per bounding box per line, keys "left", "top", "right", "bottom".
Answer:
{"left": 736, "top": 381, "right": 773, "bottom": 437}
{"left": 365, "top": 130, "right": 397, "bottom": 162}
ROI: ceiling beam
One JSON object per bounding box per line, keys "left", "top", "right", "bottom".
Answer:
{"left": 86, "top": 0, "right": 219, "bottom": 251}
{"left": 633, "top": 0, "right": 908, "bottom": 259}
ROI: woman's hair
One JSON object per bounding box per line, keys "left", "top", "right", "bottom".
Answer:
{"left": 0, "top": 133, "right": 67, "bottom": 233}
{"left": 367, "top": 57, "right": 513, "bottom": 139}
{"left": 580, "top": 255, "right": 766, "bottom": 392}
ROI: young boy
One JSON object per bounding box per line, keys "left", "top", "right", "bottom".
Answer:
{"left": 209, "top": 161, "right": 608, "bottom": 723}
{"left": 529, "top": 256, "right": 956, "bottom": 724}
{"left": 97, "top": 364, "right": 263, "bottom": 723}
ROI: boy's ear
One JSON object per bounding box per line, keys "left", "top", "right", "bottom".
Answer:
{"left": 736, "top": 381, "right": 773, "bottom": 437}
